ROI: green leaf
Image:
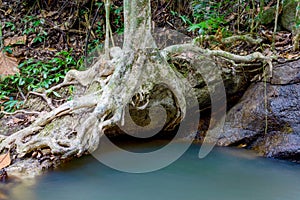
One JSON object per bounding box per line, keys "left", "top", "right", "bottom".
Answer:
{"left": 52, "top": 91, "right": 61, "bottom": 98}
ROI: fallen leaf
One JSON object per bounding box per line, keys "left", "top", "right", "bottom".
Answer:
{"left": 4, "top": 35, "right": 27, "bottom": 46}
{"left": 0, "top": 52, "right": 19, "bottom": 76}
{"left": 283, "top": 53, "right": 299, "bottom": 60}
{"left": 4, "top": 8, "right": 12, "bottom": 15}
{"left": 12, "top": 117, "right": 25, "bottom": 124}
{"left": 0, "top": 96, "right": 9, "bottom": 104}
{"left": 0, "top": 152, "right": 11, "bottom": 170}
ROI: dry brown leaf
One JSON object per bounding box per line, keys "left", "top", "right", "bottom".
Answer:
{"left": 0, "top": 52, "right": 19, "bottom": 76}
{"left": 4, "top": 8, "right": 12, "bottom": 15}
{"left": 12, "top": 117, "right": 25, "bottom": 124}
{"left": 0, "top": 152, "right": 11, "bottom": 170}
{"left": 4, "top": 35, "right": 27, "bottom": 46}
{"left": 37, "top": 9, "right": 57, "bottom": 18}
{"left": 0, "top": 96, "right": 9, "bottom": 105}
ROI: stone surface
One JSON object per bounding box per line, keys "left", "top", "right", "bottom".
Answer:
{"left": 281, "top": 0, "right": 297, "bottom": 31}
{"left": 217, "top": 59, "right": 300, "bottom": 162}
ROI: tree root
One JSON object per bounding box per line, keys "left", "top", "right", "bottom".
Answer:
{"left": 162, "top": 43, "right": 274, "bottom": 77}
{"left": 0, "top": 42, "right": 273, "bottom": 177}
{"left": 194, "top": 34, "right": 263, "bottom": 46}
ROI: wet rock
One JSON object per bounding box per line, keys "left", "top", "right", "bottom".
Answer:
{"left": 217, "top": 59, "right": 300, "bottom": 162}
{"left": 6, "top": 159, "right": 51, "bottom": 179}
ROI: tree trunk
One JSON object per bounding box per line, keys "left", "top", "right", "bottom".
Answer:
{"left": 123, "top": 0, "right": 155, "bottom": 50}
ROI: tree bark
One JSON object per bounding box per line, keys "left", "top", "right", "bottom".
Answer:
{"left": 123, "top": 0, "right": 156, "bottom": 50}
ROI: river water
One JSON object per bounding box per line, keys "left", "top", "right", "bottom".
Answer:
{"left": 6, "top": 142, "right": 300, "bottom": 200}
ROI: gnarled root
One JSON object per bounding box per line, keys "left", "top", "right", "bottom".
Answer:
{"left": 0, "top": 48, "right": 188, "bottom": 177}
{"left": 0, "top": 43, "right": 272, "bottom": 178}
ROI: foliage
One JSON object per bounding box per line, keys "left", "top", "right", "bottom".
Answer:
{"left": 189, "top": 0, "right": 228, "bottom": 35}
{"left": 0, "top": 49, "right": 82, "bottom": 112}
{"left": 112, "top": 5, "right": 124, "bottom": 34}
{"left": 21, "top": 16, "right": 48, "bottom": 45}
{"left": 86, "top": 3, "right": 124, "bottom": 53}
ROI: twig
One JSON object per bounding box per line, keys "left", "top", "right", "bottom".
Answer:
{"left": 0, "top": 22, "right": 3, "bottom": 50}
{"left": 272, "top": 0, "right": 280, "bottom": 51}
{"left": 0, "top": 110, "right": 40, "bottom": 115}
{"left": 17, "top": 86, "right": 26, "bottom": 101}
{"left": 84, "top": 2, "right": 102, "bottom": 63}
{"left": 45, "top": 81, "right": 77, "bottom": 94}
{"left": 27, "top": 91, "right": 55, "bottom": 110}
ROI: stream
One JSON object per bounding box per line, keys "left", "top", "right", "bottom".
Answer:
{"left": 4, "top": 142, "right": 300, "bottom": 200}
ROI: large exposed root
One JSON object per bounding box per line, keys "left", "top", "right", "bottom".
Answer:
{"left": 162, "top": 43, "right": 274, "bottom": 77}
{"left": 0, "top": 42, "right": 272, "bottom": 177}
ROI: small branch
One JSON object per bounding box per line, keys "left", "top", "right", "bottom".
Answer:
{"left": 84, "top": 2, "right": 102, "bottom": 61}
{"left": 0, "top": 22, "right": 3, "bottom": 50}
{"left": 25, "top": 80, "right": 77, "bottom": 110}
{"left": 17, "top": 86, "right": 26, "bottom": 101}
{"left": 27, "top": 92, "right": 55, "bottom": 110}
{"left": 0, "top": 110, "right": 40, "bottom": 115}
{"left": 272, "top": 0, "right": 280, "bottom": 51}
{"left": 45, "top": 81, "right": 77, "bottom": 94}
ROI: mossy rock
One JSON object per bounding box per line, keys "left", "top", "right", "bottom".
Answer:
{"left": 281, "top": 0, "right": 297, "bottom": 31}
{"left": 260, "top": 7, "right": 276, "bottom": 25}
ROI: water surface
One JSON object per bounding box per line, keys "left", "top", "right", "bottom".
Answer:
{"left": 6, "top": 143, "right": 300, "bottom": 200}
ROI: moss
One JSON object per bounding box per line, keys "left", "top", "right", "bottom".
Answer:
{"left": 260, "top": 7, "right": 276, "bottom": 25}
{"left": 40, "top": 121, "right": 56, "bottom": 136}
{"left": 281, "top": 0, "right": 297, "bottom": 31}
{"left": 282, "top": 124, "right": 294, "bottom": 134}
{"left": 85, "top": 82, "right": 101, "bottom": 94}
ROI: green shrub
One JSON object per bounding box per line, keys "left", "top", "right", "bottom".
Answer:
{"left": 0, "top": 49, "right": 83, "bottom": 112}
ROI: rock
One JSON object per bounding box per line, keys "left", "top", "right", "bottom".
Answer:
{"left": 260, "top": 7, "right": 276, "bottom": 25}
{"left": 260, "top": 1, "right": 297, "bottom": 30}
{"left": 281, "top": 0, "right": 297, "bottom": 31}
{"left": 6, "top": 159, "right": 50, "bottom": 179}
{"left": 217, "top": 59, "right": 300, "bottom": 162}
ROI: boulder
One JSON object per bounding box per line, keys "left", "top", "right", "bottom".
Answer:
{"left": 260, "top": 1, "right": 297, "bottom": 31}
{"left": 281, "top": 0, "right": 297, "bottom": 31}
{"left": 217, "top": 59, "right": 300, "bottom": 162}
